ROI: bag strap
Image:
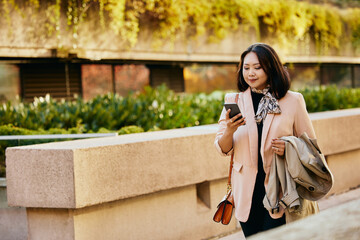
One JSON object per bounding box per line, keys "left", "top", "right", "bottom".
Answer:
{"left": 227, "top": 154, "right": 234, "bottom": 193}
{"left": 227, "top": 93, "right": 239, "bottom": 193}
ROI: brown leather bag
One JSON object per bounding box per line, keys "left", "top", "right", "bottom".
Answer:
{"left": 213, "top": 93, "right": 238, "bottom": 225}
{"left": 213, "top": 153, "right": 235, "bottom": 225}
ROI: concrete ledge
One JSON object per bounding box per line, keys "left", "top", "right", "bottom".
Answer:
{"left": 26, "top": 179, "right": 237, "bottom": 240}
{"left": 0, "top": 208, "right": 27, "bottom": 240}
{"left": 6, "top": 149, "right": 76, "bottom": 208}
{"left": 6, "top": 126, "right": 229, "bottom": 208}
{"left": 327, "top": 149, "right": 360, "bottom": 194}
{"left": 311, "top": 108, "right": 360, "bottom": 156}
{"left": 5, "top": 108, "right": 360, "bottom": 209}
{"left": 0, "top": 178, "right": 6, "bottom": 187}
{"left": 3, "top": 108, "right": 360, "bottom": 240}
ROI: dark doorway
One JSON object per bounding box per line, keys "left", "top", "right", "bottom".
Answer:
{"left": 148, "top": 65, "right": 184, "bottom": 92}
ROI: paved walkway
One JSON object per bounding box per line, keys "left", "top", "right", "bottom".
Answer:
{"left": 214, "top": 187, "right": 360, "bottom": 240}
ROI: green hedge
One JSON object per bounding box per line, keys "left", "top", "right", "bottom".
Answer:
{"left": 0, "top": 124, "right": 91, "bottom": 178}
{"left": 1, "top": 85, "right": 358, "bottom": 134}
{"left": 1, "top": 85, "right": 359, "bottom": 178}
{"left": 299, "top": 86, "right": 360, "bottom": 112}
{"left": 0, "top": 124, "right": 147, "bottom": 177}
{"left": 0, "top": 85, "right": 225, "bottom": 133}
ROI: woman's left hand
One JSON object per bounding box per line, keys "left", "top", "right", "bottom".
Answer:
{"left": 271, "top": 138, "right": 285, "bottom": 156}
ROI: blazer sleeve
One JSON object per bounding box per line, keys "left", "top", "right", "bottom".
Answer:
{"left": 293, "top": 93, "right": 316, "bottom": 139}
{"left": 214, "top": 93, "right": 236, "bottom": 156}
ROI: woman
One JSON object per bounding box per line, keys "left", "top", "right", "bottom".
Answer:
{"left": 214, "top": 43, "right": 316, "bottom": 237}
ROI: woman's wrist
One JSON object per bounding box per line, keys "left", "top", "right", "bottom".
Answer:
{"left": 224, "top": 127, "right": 236, "bottom": 136}
{"left": 218, "top": 128, "right": 235, "bottom": 154}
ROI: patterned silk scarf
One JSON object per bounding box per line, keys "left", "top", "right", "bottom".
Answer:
{"left": 251, "top": 87, "right": 281, "bottom": 124}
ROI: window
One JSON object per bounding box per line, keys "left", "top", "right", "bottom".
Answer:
{"left": 149, "top": 65, "right": 184, "bottom": 92}
{"left": 354, "top": 65, "right": 360, "bottom": 88}
{"left": 286, "top": 63, "right": 320, "bottom": 90}
{"left": 0, "top": 64, "right": 20, "bottom": 102}
{"left": 320, "top": 64, "right": 352, "bottom": 87}
{"left": 184, "top": 64, "right": 237, "bottom": 93}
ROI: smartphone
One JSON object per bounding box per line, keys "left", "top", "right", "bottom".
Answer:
{"left": 224, "top": 103, "right": 241, "bottom": 118}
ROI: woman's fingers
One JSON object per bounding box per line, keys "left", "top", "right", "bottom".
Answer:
{"left": 225, "top": 109, "right": 231, "bottom": 120}
{"left": 228, "top": 113, "right": 245, "bottom": 124}
{"left": 273, "top": 147, "right": 284, "bottom": 156}
{"left": 272, "top": 146, "right": 284, "bottom": 155}
{"left": 272, "top": 139, "right": 285, "bottom": 156}
{"left": 272, "top": 139, "right": 285, "bottom": 146}
{"left": 226, "top": 115, "right": 245, "bottom": 132}
{"left": 230, "top": 113, "right": 242, "bottom": 122}
{"left": 231, "top": 114, "right": 245, "bottom": 126}
{"left": 272, "top": 142, "right": 284, "bottom": 148}
{"left": 235, "top": 116, "right": 246, "bottom": 125}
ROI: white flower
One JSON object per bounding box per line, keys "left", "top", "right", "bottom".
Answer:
{"left": 152, "top": 100, "right": 159, "bottom": 108}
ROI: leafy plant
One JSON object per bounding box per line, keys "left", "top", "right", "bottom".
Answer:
{"left": 1, "top": 0, "right": 360, "bottom": 52}
{"left": 299, "top": 85, "right": 360, "bottom": 112}
{"left": 1, "top": 85, "right": 359, "bottom": 178}
{"left": 118, "top": 125, "right": 144, "bottom": 135}
{"left": 0, "top": 124, "right": 91, "bottom": 178}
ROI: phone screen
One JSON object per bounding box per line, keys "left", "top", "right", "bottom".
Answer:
{"left": 224, "top": 103, "right": 241, "bottom": 118}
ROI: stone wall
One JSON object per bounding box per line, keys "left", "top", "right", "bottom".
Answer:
{"left": 0, "top": 5, "right": 359, "bottom": 64}
{"left": 2, "top": 108, "right": 360, "bottom": 240}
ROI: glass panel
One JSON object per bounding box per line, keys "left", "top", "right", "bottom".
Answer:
{"left": 114, "top": 65, "right": 150, "bottom": 96}
{"left": 81, "top": 64, "right": 112, "bottom": 100}
{"left": 354, "top": 65, "right": 360, "bottom": 88}
{"left": 184, "top": 64, "right": 237, "bottom": 93}
{"left": 321, "top": 64, "right": 352, "bottom": 88}
{"left": 0, "top": 64, "right": 20, "bottom": 102}
{"left": 286, "top": 63, "right": 320, "bottom": 90}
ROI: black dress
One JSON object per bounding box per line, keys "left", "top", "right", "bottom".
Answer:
{"left": 239, "top": 91, "right": 286, "bottom": 238}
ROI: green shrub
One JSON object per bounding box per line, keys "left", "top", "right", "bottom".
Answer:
{"left": 1, "top": 85, "right": 359, "bottom": 178}
{"left": 0, "top": 85, "right": 226, "bottom": 132}
{"left": 1, "top": 85, "right": 359, "bottom": 134}
{"left": 1, "top": 84, "right": 359, "bottom": 133}
{"left": 97, "top": 127, "right": 114, "bottom": 133}
{"left": 299, "top": 85, "right": 360, "bottom": 112}
{"left": 118, "top": 125, "right": 145, "bottom": 135}
{"left": 0, "top": 124, "right": 98, "bottom": 178}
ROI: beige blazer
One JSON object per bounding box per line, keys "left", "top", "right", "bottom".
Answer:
{"left": 214, "top": 88, "right": 316, "bottom": 222}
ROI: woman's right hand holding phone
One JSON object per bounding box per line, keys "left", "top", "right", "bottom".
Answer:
{"left": 218, "top": 109, "right": 246, "bottom": 154}
{"left": 225, "top": 109, "right": 246, "bottom": 133}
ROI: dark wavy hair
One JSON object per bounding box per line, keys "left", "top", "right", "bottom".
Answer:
{"left": 237, "top": 43, "right": 290, "bottom": 99}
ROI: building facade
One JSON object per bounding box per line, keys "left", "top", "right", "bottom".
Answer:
{"left": 0, "top": 1, "right": 359, "bottom": 102}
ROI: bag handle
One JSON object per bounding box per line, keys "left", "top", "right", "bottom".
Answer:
{"left": 226, "top": 93, "right": 239, "bottom": 193}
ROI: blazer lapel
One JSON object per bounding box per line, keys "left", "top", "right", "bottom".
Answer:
{"left": 261, "top": 110, "right": 275, "bottom": 162}
{"left": 243, "top": 88, "right": 258, "bottom": 167}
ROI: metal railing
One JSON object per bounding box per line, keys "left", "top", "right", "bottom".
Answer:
{"left": 0, "top": 133, "right": 118, "bottom": 140}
